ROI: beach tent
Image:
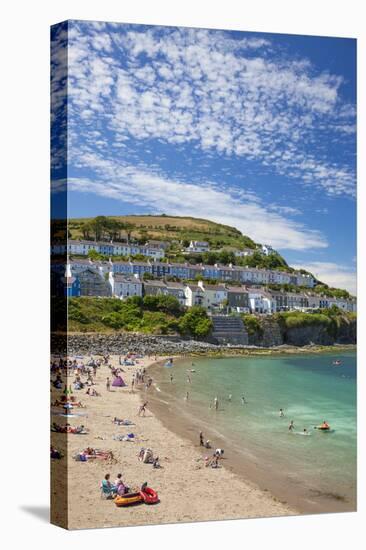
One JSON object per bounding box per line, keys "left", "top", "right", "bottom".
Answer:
{"left": 112, "top": 375, "right": 127, "bottom": 387}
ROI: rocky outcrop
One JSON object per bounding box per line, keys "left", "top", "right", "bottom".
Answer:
{"left": 260, "top": 317, "right": 283, "bottom": 347}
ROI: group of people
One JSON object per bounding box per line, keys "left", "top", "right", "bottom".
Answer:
{"left": 137, "top": 447, "right": 160, "bottom": 468}
{"left": 101, "top": 473, "right": 129, "bottom": 498}
{"left": 281, "top": 410, "right": 331, "bottom": 434}
{"left": 199, "top": 431, "right": 224, "bottom": 468}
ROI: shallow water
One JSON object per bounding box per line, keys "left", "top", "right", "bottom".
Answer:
{"left": 149, "top": 352, "right": 356, "bottom": 513}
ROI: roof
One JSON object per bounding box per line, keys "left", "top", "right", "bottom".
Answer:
{"left": 143, "top": 280, "right": 167, "bottom": 288}
{"left": 114, "top": 275, "right": 142, "bottom": 283}
{"left": 200, "top": 283, "right": 227, "bottom": 291}
{"left": 186, "top": 285, "right": 204, "bottom": 292}
{"left": 226, "top": 286, "right": 249, "bottom": 293}
{"left": 165, "top": 281, "right": 185, "bottom": 289}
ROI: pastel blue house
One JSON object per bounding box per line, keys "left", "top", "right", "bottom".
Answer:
{"left": 63, "top": 264, "right": 81, "bottom": 297}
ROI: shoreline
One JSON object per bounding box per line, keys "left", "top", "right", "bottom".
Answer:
{"left": 143, "top": 354, "right": 356, "bottom": 517}
{"left": 54, "top": 354, "right": 295, "bottom": 529}
{"left": 57, "top": 330, "right": 356, "bottom": 358}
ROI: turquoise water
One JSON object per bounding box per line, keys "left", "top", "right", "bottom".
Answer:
{"left": 150, "top": 352, "right": 356, "bottom": 512}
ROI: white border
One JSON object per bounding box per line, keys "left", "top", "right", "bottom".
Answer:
{"left": 1, "top": 1, "right": 364, "bottom": 548}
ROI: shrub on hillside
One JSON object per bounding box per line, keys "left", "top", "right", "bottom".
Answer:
{"left": 178, "top": 306, "right": 213, "bottom": 338}
{"left": 241, "top": 314, "right": 263, "bottom": 337}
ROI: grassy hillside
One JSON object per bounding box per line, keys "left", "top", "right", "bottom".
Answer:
{"left": 68, "top": 214, "right": 257, "bottom": 250}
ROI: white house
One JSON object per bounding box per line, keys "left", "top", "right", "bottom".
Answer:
{"left": 186, "top": 241, "right": 210, "bottom": 253}
{"left": 234, "top": 248, "right": 255, "bottom": 258}
{"left": 260, "top": 244, "right": 274, "bottom": 256}
{"left": 197, "top": 281, "right": 227, "bottom": 310}
{"left": 66, "top": 239, "right": 165, "bottom": 259}
{"left": 248, "top": 289, "right": 275, "bottom": 314}
{"left": 184, "top": 284, "right": 205, "bottom": 307}
{"left": 294, "top": 271, "right": 315, "bottom": 288}
{"left": 109, "top": 273, "right": 142, "bottom": 299}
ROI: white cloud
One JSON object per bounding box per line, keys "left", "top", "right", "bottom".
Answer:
{"left": 292, "top": 261, "right": 357, "bottom": 295}
{"left": 66, "top": 151, "right": 328, "bottom": 252}
{"left": 63, "top": 23, "right": 356, "bottom": 199}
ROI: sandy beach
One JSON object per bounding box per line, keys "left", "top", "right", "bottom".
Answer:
{"left": 51, "top": 354, "right": 295, "bottom": 530}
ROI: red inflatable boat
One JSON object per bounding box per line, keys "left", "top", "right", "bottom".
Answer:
{"left": 140, "top": 486, "right": 159, "bottom": 504}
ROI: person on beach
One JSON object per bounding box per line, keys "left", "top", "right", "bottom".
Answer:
{"left": 241, "top": 395, "right": 247, "bottom": 405}
{"left": 214, "top": 397, "right": 219, "bottom": 410}
{"left": 138, "top": 401, "right": 148, "bottom": 416}
{"left": 131, "top": 376, "right": 135, "bottom": 393}
{"left": 185, "top": 391, "right": 189, "bottom": 401}
{"left": 114, "top": 473, "right": 128, "bottom": 495}
{"left": 153, "top": 456, "right": 161, "bottom": 469}
{"left": 102, "top": 473, "right": 117, "bottom": 496}
{"left": 199, "top": 431, "right": 204, "bottom": 446}
{"left": 106, "top": 377, "right": 111, "bottom": 392}
{"left": 289, "top": 420, "right": 295, "bottom": 431}
{"left": 170, "top": 374, "right": 174, "bottom": 384}
{"left": 187, "top": 375, "right": 191, "bottom": 384}
{"left": 279, "top": 408, "right": 285, "bottom": 417}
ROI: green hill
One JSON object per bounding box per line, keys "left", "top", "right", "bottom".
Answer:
{"left": 68, "top": 214, "right": 256, "bottom": 250}
{"left": 67, "top": 214, "right": 293, "bottom": 270}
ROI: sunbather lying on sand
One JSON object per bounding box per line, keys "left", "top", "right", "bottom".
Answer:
{"left": 112, "top": 417, "right": 134, "bottom": 425}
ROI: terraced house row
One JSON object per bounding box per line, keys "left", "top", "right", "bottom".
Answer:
{"left": 52, "top": 260, "right": 356, "bottom": 313}
{"left": 65, "top": 257, "right": 315, "bottom": 287}
{"left": 51, "top": 239, "right": 166, "bottom": 259}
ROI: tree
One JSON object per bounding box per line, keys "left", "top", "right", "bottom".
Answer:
{"left": 122, "top": 222, "right": 134, "bottom": 244}
{"left": 178, "top": 306, "right": 213, "bottom": 338}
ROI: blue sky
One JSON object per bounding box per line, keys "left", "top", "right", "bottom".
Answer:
{"left": 52, "top": 21, "right": 356, "bottom": 293}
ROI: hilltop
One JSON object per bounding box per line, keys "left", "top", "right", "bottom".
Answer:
{"left": 68, "top": 214, "right": 256, "bottom": 250}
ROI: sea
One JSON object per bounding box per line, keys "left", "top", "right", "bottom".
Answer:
{"left": 148, "top": 351, "right": 357, "bottom": 514}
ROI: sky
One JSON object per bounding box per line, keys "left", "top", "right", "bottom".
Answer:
{"left": 51, "top": 20, "right": 357, "bottom": 293}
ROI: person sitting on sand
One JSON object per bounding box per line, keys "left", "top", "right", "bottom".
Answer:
{"left": 153, "top": 456, "right": 161, "bottom": 469}
{"left": 211, "top": 455, "right": 219, "bottom": 468}
{"left": 204, "top": 440, "right": 211, "bottom": 449}
{"left": 114, "top": 473, "right": 128, "bottom": 495}
{"left": 101, "top": 473, "right": 117, "bottom": 497}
